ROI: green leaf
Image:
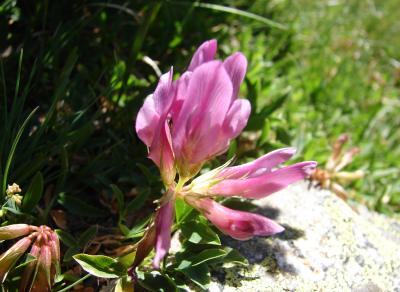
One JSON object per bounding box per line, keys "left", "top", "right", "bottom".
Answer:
{"left": 2, "top": 107, "right": 38, "bottom": 196}
{"left": 137, "top": 271, "right": 177, "bottom": 292}
{"left": 179, "top": 264, "right": 210, "bottom": 290}
{"left": 177, "top": 248, "right": 227, "bottom": 270}
{"left": 78, "top": 225, "right": 97, "bottom": 246}
{"left": 117, "top": 250, "right": 136, "bottom": 268}
{"left": 55, "top": 230, "right": 76, "bottom": 248}
{"left": 222, "top": 247, "right": 248, "bottom": 266}
{"left": 2, "top": 206, "right": 24, "bottom": 215}
{"left": 63, "top": 246, "right": 81, "bottom": 262}
{"left": 58, "top": 193, "right": 108, "bottom": 218}
{"left": 200, "top": 3, "right": 287, "bottom": 30}
{"left": 115, "top": 276, "right": 134, "bottom": 292}
{"left": 175, "top": 198, "right": 194, "bottom": 223}
{"left": 124, "top": 187, "right": 149, "bottom": 213}
{"left": 136, "top": 163, "right": 157, "bottom": 182}
{"left": 124, "top": 216, "right": 150, "bottom": 239}
{"left": 247, "top": 93, "right": 289, "bottom": 131}
{"left": 110, "top": 184, "right": 125, "bottom": 213}
{"left": 22, "top": 172, "right": 44, "bottom": 212}
{"left": 73, "top": 254, "right": 126, "bottom": 278}
{"left": 181, "top": 221, "right": 220, "bottom": 245}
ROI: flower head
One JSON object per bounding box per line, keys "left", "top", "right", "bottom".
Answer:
{"left": 0, "top": 224, "right": 60, "bottom": 290}
{"left": 134, "top": 40, "right": 317, "bottom": 270}
{"left": 136, "top": 39, "right": 250, "bottom": 183}
{"left": 6, "top": 183, "right": 23, "bottom": 205}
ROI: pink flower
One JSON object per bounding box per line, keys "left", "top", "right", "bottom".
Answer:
{"left": 135, "top": 39, "right": 250, "bottom": 182}
{"left": 187, "top": 198, "right": 284, "bottom": 240}
{"left": 209, "top": 150, "right": 317, "bottom": 199}
{"left": 133, "top": 40, "right": 317, "bottom": 270}
{"left": 184, "top": 148, "right": 316, "bottom": 239}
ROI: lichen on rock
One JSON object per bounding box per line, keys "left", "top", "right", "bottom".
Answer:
{"left": 209, "top": 182, "right": 400, "bottom": 292}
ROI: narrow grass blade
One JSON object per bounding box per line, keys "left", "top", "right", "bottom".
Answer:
{"left": 172, "top": 1, "right": 288, "bottom": 30}
{"left": 2, "top": 107, "right": 39, "bottom": 198}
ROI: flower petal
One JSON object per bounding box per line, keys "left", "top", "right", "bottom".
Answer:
{"left": 219, "top": 147, "right": 297, "bottom": 179}
{"left": 188, "top": 39, "right": 217, "bottom": 71}
{"left": 148, "top": 120, "right": 175, "bottom": 185}
{"left": 135, "top": 94, "right": 159, "bottom": 147}
{"left": 153, "top": 68, "right": 175, "bottom": 114}
{"left": 222, "top": 98, "right": 251, "bottom": 139}
{"left": 135, "top": 68, "right": 174, "bottom": 146}
{"left": 173, "top": 61, "right": 233, "bottom": 167}
{"left": 211, "top": 161, "right": 317, "bottom": 199}
{"left": 170, "top": 71, "right": 191, "bottom": 121}
{"left": 153, "top": 200, "right": 175, "bottom": 269}
{"left": 192, "top": 198, "right": 284, "bottom": 240}
{"left": 223, "top": 52, "right": 247, "bottom": 100}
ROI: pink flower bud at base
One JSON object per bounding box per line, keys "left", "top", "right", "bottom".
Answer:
{"left": 0, "top": 237, "right": 32, "bottom": 282}
{"left": 0, "top": 224, "right": 33, "bottom": 240}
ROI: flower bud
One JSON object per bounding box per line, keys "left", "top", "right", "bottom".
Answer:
{"left": 0, "top": 224, "right": 32, "bottom": 240}
{"left": 20, "top": 242, "right": 40, "bottom": 292}
{"left": 49, "top": 231, "right": 60, "bottom": 278}
{"left": 30, "top": 244, "right": 52, "bottom": 292}
{"left": 6, "top": 183, "right": 22, "bottom": 196}
{"left": 0, "top": 237, "right": 32, "bottom": 282}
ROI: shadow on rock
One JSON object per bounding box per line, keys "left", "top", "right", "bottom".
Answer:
{"left": 218, "top": 204, "right": 305, "bottom": 277}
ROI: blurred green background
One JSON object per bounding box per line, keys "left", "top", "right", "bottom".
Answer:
{"left": 1, "top": 0, "right": 399, "bottom": 268}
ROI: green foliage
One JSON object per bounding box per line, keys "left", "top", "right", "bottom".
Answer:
{"left": 73, "top": 254, "right": 126, "bottom": 278}
{"left": 137, "top": 271, "right": 177, "bottom": 292}
{"left": 21, "top": 172, "right": 43, "bottom": 212}
{"left": 180, "top": 220, "right": 221, "bottom": 245}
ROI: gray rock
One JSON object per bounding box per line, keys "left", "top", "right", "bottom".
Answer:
{"left": 209, "top": 182, "right": 400, "bottom": 292}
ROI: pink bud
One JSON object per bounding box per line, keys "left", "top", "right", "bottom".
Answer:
{"left": 189, "top": 198, "right": 284, "bottom": 240}
{"left": 0, "top": 224, "right": 32, "bottom": 240}
{"left": 20, "top": 242, "right": 40, "bottom": 292}
{"left": 39, "top": 245, "right": 52, "bottom": 287}
{"left": 131, "top": 223, "right": 156, "bottom": 270}
{"left": 0, "top": 237, "right": 32, "bottom": 282}
{"left": 49, "top": 231, "right": 60, "bottom": 278}
{"left": 153, "top": 199, "right": 175, "bottom": 269}
{"left": 29, "top": 244, "right": 52, "bottom": 291}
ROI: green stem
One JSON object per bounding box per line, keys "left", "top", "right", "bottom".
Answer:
{"left": 56, "top": 274, "right": 91, "bottom": 292}
{"left": 175, "top": 176, "right": 189, "bottom": 194}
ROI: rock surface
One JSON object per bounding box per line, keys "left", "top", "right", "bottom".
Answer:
{"left": 209, "top": 182, "right": 400, "bottom": 292}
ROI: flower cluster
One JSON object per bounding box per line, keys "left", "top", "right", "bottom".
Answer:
{"left": 135, "top": 40, "right": 317, "bottom": 268}
{"left": 6, "top": 183, "right": 23, "bottom": 205}
{"left": 0, "top": 224, "right": 60, "bottom": 291}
